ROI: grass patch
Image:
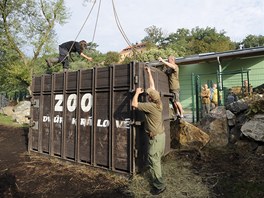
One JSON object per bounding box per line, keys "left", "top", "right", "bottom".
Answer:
{"left": 0, "top": 113, "right": 22, "bottom": 127}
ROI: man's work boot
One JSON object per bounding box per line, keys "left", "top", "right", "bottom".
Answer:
{"left": 45, "top": 58, "right": 59, "bottom": 67}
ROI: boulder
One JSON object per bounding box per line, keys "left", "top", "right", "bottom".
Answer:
{"left": 229, "top": 125, "right": 242, "bottom": 144}
{"left": 199, "top": 106, "right": 228, "bottom": 147}
{"left": 226, "top": 99, "right": 248, "bottom": 114}
{"left": 1, "top": 106, "right": 14, "bottom": 117}
{"left": 226, "top": 110, "right": 236, "bottom": 126}
{"left": 12, "top": 101, "right": 31, "bottom": 124}
{"left": 235, "top": 113, "right": 248, "bottom": 128}
{"left": 176, "top": 119, "right": 210, "bottom": 150}
{"left": 241, "top": 114, "right": 264, "bottom": 142}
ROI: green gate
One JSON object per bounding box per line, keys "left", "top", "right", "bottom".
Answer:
{"left": 191, "top": 69, "right": 250, "bottom": 122}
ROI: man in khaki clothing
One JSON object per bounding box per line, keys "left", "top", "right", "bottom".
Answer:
{"left": 201, "top": 83, "right": 211, "bottom": 117}
{"left": 158, "top": 56, "right": 184, "bottom": 118}
{"left": 132, "top": 67, "right": 166, "bottom": 195}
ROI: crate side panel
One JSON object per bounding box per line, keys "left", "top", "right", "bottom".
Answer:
{"left": 95, "top": 92, "right": 110, "bottom": 167}
{"left": 114, "top": 64, "right": 131, "bottom": 88}
{"left": 96, "top": 68, "right": 110, "bottom": 88}
{"left": 54, "top": 73, "right": 64, "bottom": 91}
{"left": 67, "top": 71, "right": 78, "bottom": 91}
{"left": 164, "top": 120, "right": 171, "bottom": 155}
{"left": 79, "top": 92, "right": 93, "bottom": 163}
{"left": 32, "top": 77, "right": 42, "bottom": 93}
{"left": 64, "top": 93, "right": 77, "bottom": 159}
{"left": 31, "top": 95, "right": 40, "bottom": 150}
{"left": 42, "top": 94, "right": 52, "bottom": 153}
{"left": 43, "top": 75, "right": 52, "bottom": 92}
{"left": 52, "top": 93, "right": 63, "bottom": 156}
{"left": 80, "top": 70, "right": 93, "bottom": 90}
{"left": 113, "top": 91, "right": 131, "bottom": 171}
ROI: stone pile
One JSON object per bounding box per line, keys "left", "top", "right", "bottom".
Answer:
{"left": 171, "top": 95, "right": 264, "bottom": 152}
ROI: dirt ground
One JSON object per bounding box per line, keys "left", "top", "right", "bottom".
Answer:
{"left": 0, "top": 125, "right": 264, "bottom": 198}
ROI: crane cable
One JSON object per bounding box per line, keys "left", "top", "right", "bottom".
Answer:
{"left": 112, "top": 0, "right": 132, "bottom": 47}
{"left": 58, "top": 0, "right": 97, "bottom": 65}
{"left": 91, "top": 0, "right": 102, "bottom": 43}
{"left": 57, "top": 0, "right": 143, "bottom": 65}
{"left": 111, "top": 0, "right": 144, "bottom": 62}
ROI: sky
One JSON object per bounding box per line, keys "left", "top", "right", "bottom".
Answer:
{"left": 55, "top": 0, "right": 264, "bottom": 53}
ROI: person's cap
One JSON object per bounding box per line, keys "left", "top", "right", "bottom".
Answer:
{"left": 146, "top": 88, "right": 160, "bottom": 101}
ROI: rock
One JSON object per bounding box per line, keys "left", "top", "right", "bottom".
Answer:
{"left": 226, "top": 110, "right": 236, "bottom": 126}
{"left": 241, "top": 114, "right": 264, "bottom": 142}
{"left": 254, "top": 114, "right": 264, "bottom": 119}
{"left": 255, "top": 144, "right": 264, "bottom": 155}
{"left": 226, "top": 99, "right": 248, "bottom": 114}
{"left": 228, "top": 125, "right": 242, "bottom": 144}
{"left": 177, "top": 119, "right": 210, "bottom": 150}
{"left": 1, "top": 106, "right": 14, "bottom": 117}
{"left": 12, "top": 101, "right": 31, "bottom": 124}
{"left": 235, "top": 113, "right": 248, "bottom": 128}
{"left": 199, "top": 106, "right": 228, "bottom": 147}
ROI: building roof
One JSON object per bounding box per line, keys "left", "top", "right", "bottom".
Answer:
{"left": 120, "top": 43, "right": 146, "bottom": 53}
{"left": 148, "top": 46, "right": 264, "bottom": 66}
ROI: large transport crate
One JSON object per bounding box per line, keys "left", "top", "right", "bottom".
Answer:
{"left": 29, "top": 62, "right": 171, "bottom": 175}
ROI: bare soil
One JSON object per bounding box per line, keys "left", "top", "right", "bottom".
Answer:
{"left": 0, "top": 125, "right": 264, "bottom": 198}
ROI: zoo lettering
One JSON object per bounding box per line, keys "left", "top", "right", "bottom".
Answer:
{"left": 42, "top": 94, "right": 130, "bottom": 129}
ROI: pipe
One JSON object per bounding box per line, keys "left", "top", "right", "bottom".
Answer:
{"left": 217, "top": 56, "right": 222, "bottom": 90}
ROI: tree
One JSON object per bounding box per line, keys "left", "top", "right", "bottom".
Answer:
{"left": 0, "top": 0, "right": 68, "bottom": 93}
{"left": 104, "top": 51, "right": 120, "bottom": 66}
{"left": 162, "top": 27, "right": 235, "bottom": 56}
{"left": 161, "top": 28, "right": 191, "bottom": 57}
{"left": 70, "top": 49, "right": 106, "bottom": 70}
{"left": 141, "top": 25, "right": 165, "bottom": 46}
{"left": 140, "top": 47, "right": 178, "bottom": 62}
{"left": 242, "top": 35, "right": 264, "bottom": 48}
{"left": 141, "top": 26, "right": 235, "bottom": 58}
{"left": 187, "top": 27, "right": 235, "bottom": 55}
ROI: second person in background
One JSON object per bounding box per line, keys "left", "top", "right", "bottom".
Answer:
{"left": 158, "top": 56, "right": 184, "bottom": 118}
{"left": 201, "top": 83, "right": 211, "bottom": 117}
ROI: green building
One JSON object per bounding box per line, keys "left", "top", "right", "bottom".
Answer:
{"left": 177, "top": 46, "right": 264, "bottom": 110}
{"left": 151, "top": 47, "right": 264, "bottom": 121}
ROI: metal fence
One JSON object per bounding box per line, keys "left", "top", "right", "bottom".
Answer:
{"left": 183, "top": 66, "right": 264, "bottom": 123}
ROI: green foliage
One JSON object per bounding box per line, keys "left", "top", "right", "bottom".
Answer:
{"left": 104, "top": 51, "right": 120, "bottom": 66}
{"left": 40, "top": 47, "right": 107, "bottom": 73}
{"left": 70, "top": 49, "right": 106, "bottom": 69}
{"left": 140, "top": 47, "right": 178, "bottom": 62}
{"left": 246, "top": 97, "right": 264, "bottom": 117}
{"left": 70, "top": 60, "right": 91, "bottom": 70}
{"left": 242, "top": 35, "right": 264, "bottom": 48}
{"left": 0, "top": 0, "right": 69, "bottom": 95}
{"left": 141, "top": 25, "right": 165, "bottom": 46}
{"left": 190, "top": 27, "right": 235, "bottom": 54}
{"left": 69, "top": 42, "right": 107, "bottom": 69}
{"left": 119, "top": 45, "right": 178, "bottom": 64}
{"left": 161, "top": 28, "right": 191, "bottom": 57}
{"left": 0, "top": 60, "right": 31, "bottom": 94}
{"left": 89, "top": 51, "right": 106, "bottom": 67}
{"left": 121, "top": 56, "right": 134, "bottom": 64}
{"left": 0, "top": 113, "right": 21, "bottom": 127}
{"left": 161, "top": 26, "right": 235, "bottom": 56}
